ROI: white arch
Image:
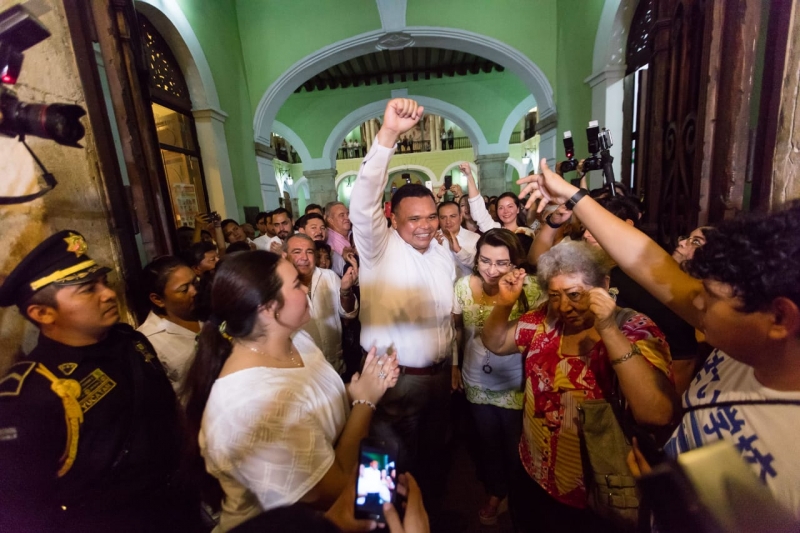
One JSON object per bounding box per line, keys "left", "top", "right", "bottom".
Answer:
{"left": 388, "top": 165, "right": 437, "bottom": 184}
{"left": 334, "top": 171, "right": 360, "bottom": 188}
{"left": 592, "top": 0, "right": 637, "bottom": 73}
{"left": 136, "top": 0, "right": 238, "bottom": 218}
{"left": 136, "top": 0, "right": 219, "bottom": 109}
{"left": 289, "top": 176, "right": 310, "bottom": 200}
{"left": 253, "top": 27, "right": 556, "bottom": 148}
{"left": 272, "top": 121, "right": 312, "bottom": 164}
{"left": 497, "top": 95, "right": 537, "bottom": 147}
{"left": 439, "top": 161, "right": 478, "bottom": 184}
{"left": 504, "top": 157, "right": 525, "bottom": 180}
{"left": 322, "top": 97, "right": 487, "bottom": 168}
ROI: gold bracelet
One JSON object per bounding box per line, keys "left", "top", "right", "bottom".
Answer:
{"left": 610, "top": 343, "right": 642, "bottom": 366}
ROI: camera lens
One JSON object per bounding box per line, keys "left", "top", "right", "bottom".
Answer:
{"left": 1, "top": 98, "right": 86, "bottom": 146}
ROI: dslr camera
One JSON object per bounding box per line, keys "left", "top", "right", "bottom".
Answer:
{"left": 0, "top": 4, "right": 86, "bottom": 147}
{"left": 558, "top": 120, "right": 616, "bottom": 195}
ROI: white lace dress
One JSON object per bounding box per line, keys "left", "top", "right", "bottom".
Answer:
{"left": 200, "top": 331, "right": 349, "bottom": 532}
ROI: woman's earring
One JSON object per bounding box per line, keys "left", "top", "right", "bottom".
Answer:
{"left": 275, "top": 312, "right": 280, "bottom": 320}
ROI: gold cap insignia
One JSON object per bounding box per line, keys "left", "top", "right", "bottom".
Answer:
{"left": 58, "top": 363, "right": 78, "bottom": 376}
{"left": 63, "top": 233, "right": 88, "bottom": 258}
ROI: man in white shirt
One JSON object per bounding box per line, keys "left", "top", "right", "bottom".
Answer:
{"left": 285, "top": 233, "right": 358, "bottom": 374}
{"left": 253, "top": 208, "right": 292, "bottom": 252}
{"left": 436, "top": 200, "right": 479, "bottom": 278}
{"left": 325, "top": 201, "right": 353, "bottom": 277}
{"left": 349, "top": 98, "right": 455, "bottom": 513}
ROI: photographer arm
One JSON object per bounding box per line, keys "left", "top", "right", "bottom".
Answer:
{"left": 519, "top": 161, "right": 704, "bottom": 330}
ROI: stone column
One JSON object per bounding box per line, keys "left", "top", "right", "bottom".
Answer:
{"left": 304, "top": 168, "right": 339, "bottom": 206}
{"left": 585, "top": 66, "right": 626, "bottom": 186}
{"left": 535, "top": 111, "right": 558, "bottom": 173}
{"left": 255, "top": 142, "right": 281, "bottom": 210}
{"left": 194, "top": 107, "right": 238, "bottom": 218}
{"left": 475, "top": 153, "right": 510, "bottom": 196}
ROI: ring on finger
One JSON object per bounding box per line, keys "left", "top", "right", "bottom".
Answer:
{"left": 378, "top": 371, "right": 386, "bottom": 379}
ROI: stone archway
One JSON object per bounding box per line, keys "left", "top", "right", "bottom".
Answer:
{"left": 136, "top": 0, "right": 238, "bottom": 218}
{"left": 320, "top": 96, "right": 488, "bottom": 170}
{"left": 253, "top": 27, "right": 557, "bottom": 156}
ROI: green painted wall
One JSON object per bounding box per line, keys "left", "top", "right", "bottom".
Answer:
{"left": 555, "top": 0, "right": 605, "bottom": 160}
{"left": 277, "top": 71, "right": 530, "bottom": 157}
{"left": 235, "top": 0, "right": 382, "bottom": 111}
{"left": 174, "top": 0, "right": 261, "bottom": 216}
{"left": 406, "top": 0, "right": 558, "bottom": 94}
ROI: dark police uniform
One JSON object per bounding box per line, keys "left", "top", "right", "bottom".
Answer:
{"left": 0, "top": 231, "right": 199, "bottom": 532}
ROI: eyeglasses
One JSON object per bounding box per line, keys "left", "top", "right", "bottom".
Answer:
{"left": 477, "top": 256, "right": 514, "bottom": 270}
{"left": 548, "top": 290, "right": 585, "bottom": 303}
{"left": 678, "top": 236, "right": 705, "bottom": 248}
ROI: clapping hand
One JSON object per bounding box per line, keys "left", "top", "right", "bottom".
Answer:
{"left": 270, "top": 240, "right": 283, "bottom": 254}
{"left": 341, "top": 265, "right": 358, "bottom": 291}
{"left": 348, "top": 347, "right": 399, "bottom": 405}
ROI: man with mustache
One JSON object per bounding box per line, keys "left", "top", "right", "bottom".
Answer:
{"left": 0, "top": 230, "right": 197, "bottom": 531}
{"left": 297, "top": 212, "right": 327, "bottom": 244}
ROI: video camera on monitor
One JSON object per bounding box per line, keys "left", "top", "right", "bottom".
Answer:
{"left": 559, "top": 120, "right": 616, "bottom": 195}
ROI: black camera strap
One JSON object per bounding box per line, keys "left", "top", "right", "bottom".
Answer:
{"left": 0, "top": 136, "right": 58, "bottom": 205}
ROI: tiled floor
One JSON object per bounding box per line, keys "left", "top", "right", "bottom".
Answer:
{"left": 434, "top": 397, "right": 515, "bottom": 533}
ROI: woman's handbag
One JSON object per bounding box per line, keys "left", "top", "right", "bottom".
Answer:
{"left": 577, "top": 307, "right": 661, "bottom": 533}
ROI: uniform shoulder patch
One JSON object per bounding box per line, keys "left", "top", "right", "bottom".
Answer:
{"left": 0, "top": 361, "right": 37, "bottom": 397}
{"left": 58, "top": 363, "right": 78, "bottom": 376}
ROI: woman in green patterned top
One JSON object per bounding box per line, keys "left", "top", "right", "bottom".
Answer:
{"left": 452, "top": 228, "right": 542, "bottom": 525}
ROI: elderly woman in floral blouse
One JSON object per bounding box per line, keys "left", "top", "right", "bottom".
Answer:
{"left": 482, "top": 240, "right": 677, "bottom": 533}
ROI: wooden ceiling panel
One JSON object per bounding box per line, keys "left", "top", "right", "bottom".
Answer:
{"left": 295, "top": 47, "right": 503, "bottom": 93}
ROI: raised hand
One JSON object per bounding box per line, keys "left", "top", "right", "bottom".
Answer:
{"left": 496, "top": 268, "right": 526, "bottom": 307}
{"left": 450, "top": 184, "right": 464, "bottom": 197}
{"left": 549, "top": 204, "right": 573, "bottom": 225}
{"left": 586, "top": 287, "right": 617, "bottom": 331}
{"left": 458, "top": 162, "right": 472, "bottom": 177}
{"left": 517, "top": 159, "right": 580, "bottom": 212}
{"left": 441, "top": 228, "right": 459, "bottom": 252}
{"left": 269, "top": 240, "right": 283, "bottom": 254}
{"left": 380, "top": 99, "right": 424, "bottom": 144}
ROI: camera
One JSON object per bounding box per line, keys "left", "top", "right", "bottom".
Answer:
{"left": 208, "top": 211, "right": 221, "bottom": 223}
{"left": 0, "top": 4, "right": 86, "bottom": 147}
{"left": 583, "top": 120, "right": 613, "bottom": 173}
{"left": 559, "top": 131, "right": 579, "bottom": 173}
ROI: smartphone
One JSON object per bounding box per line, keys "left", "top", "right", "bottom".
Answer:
{"left": 444, "top": 175, "right": 452, "bottom": 190}
{"left": 354, "top": 438, "right": 397, "bottom": 523}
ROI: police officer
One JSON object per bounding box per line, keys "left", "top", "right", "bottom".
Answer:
{"left": 0, "top": 230, "right": 200, "bottom": 532}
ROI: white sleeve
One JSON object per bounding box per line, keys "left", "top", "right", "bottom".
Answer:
{"left": 211, "top": 388, "right": 335, "bottom": 510}
{"left": 349, "top": 139, "right": 395, "bottom": 267}
{"left": 468, "top": 195, "right": 501, "bottom": 232}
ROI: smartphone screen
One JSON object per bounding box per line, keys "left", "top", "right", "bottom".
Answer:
{"left": 354, "top": 439, "right": 397, "bottom": 522}
{"left": 444, "top": 175, "right": 452, "bottom": 190}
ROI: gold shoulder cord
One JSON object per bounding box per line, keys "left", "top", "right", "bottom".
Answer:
{"left": 35, "top": 364, "right": 83, "bottom": 477}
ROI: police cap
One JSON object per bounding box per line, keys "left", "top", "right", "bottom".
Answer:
{"left": 0, "top": 230, "right": 111, "bottom": 308}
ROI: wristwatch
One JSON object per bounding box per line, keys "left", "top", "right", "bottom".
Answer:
{"left": 565, "top": 188, "right": 589, "bottom": 210}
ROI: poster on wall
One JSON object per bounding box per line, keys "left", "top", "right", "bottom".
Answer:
{"left": 173, "top": 183, "right": 199, "bottom": 227}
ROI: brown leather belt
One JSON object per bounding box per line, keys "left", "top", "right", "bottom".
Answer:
{"left": 398, "top": 360, "right": 449, "bottom": 376}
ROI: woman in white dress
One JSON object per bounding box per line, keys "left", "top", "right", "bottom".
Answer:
{"left": 183, "top": 251, "right": 399, "bottom": 532}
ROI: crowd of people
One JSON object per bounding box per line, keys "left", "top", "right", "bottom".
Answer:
{"left": 1, "top": 97, "right": 798, "bottom": 533}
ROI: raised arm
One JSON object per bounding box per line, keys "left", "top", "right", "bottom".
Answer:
{"left": 350, "top": 99, "right": 424, "bottom": 266}
{"left": 462, "top": 162, "right": 500, "bottom": 232}
{"left": 528, "top": 205, "right": 572, "bottom": 266}
{"left": 481, "top": 268, "right": 527, "bottom": 355}
{"left": 519, "top": 160, "right": 704, "bottom": 329}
